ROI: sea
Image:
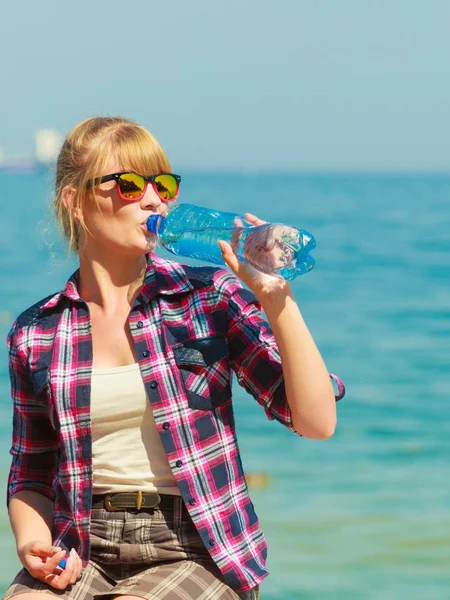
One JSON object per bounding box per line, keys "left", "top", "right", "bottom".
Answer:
{"left": 0, "top": 171, "right": 448, "bottom": 599}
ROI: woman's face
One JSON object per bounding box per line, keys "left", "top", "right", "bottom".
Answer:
{"left": 78, "top": 157, "right": 170, "bottom": 258}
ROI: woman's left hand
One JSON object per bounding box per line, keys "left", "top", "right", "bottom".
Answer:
{"left": 218, "top": 213, "right": 290, "bottom": 299}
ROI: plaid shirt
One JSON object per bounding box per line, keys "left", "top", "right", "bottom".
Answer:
{"left": 7, "top": 253, "right": 344, "bottom": 592}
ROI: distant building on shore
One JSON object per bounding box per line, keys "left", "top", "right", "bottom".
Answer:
{"left": 0, "top": 129, "right": 62, "bottom": 173}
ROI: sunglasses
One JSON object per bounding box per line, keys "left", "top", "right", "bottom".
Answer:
{"left": 89, "top": 172, "right": 181, "bottom": 202}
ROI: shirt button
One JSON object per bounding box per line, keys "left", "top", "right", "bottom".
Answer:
{"left": 175, "top": 460, "right": 182, "bottom": 468}
{"left": 137, "top": 321, "right": 144, "bottom": 328}
{"left": 189, "top": 498, "right": 196, "bottom": 506}
{"left": 150, "top": 380, "right": 158, "bottom": 389}
{"left": 209, "top": 539, "right": 215, "bottom": 547}
{"left": 163, "top": 422, "right": 170, "bottom": 430}
{"left": 142, "top": 350, "right": 149, "bottom": 358}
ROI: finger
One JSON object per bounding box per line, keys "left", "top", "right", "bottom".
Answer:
{"left": 46, "top": 552, "right": 75, "bottom": 589}
{"left": 27, "top": 542, "right": 59, "bottom": 558}
{"left": 230, "top": 217, "right": 244, "bottom": 255}
{"left": 40, "top": 549, "right": 66, "bottom": 576}
{"left": 218, "top": 240, "right": 240, "bottom": 274}
{"left": 244, "top": 213, "right": 267, "bottom": 226}
{"left": 68, "top": 550, "right": 80, "bottom": 585}
{"left": 74, "top": 550, "right": 83, "bottom": 580}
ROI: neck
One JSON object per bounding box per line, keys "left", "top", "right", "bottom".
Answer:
{"left": 78, "top": 250, "right": 148, "bottom": 311}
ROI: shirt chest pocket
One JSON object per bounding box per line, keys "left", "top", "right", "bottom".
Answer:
{"left": 173, "top": 335, "right": 232, "bottom": 411}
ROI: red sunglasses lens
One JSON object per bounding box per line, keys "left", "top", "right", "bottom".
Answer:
{"left": 153, "top": 174, "right": 179, "bottom": 201}
{"left": 117, "top": 173, "right": 146, "bottom": 200}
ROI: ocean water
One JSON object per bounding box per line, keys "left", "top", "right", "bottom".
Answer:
{"left": 0, "top": 171, "right": 449, "bottom": 599}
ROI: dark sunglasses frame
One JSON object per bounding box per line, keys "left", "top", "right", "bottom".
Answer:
{"left": 88, "top": 172, "right": 181, "bottom": 202}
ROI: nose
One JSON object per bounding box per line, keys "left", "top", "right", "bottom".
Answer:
{"left": 140, "top": 182, "right": 162, "bottom": 211}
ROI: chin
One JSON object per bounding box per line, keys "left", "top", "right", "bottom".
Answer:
{"left": 143, "top": 239, "right": 158, "bottom": 254}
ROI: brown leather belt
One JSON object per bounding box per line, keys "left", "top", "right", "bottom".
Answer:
{"left": 92, "top": 491, "right": 176, "bottom": 512}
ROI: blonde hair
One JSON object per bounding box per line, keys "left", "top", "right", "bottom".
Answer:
{"left": 54, "top": 116, "right": 172, "bottom": 253}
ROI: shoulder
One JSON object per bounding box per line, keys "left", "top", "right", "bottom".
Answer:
{"left": 152, "top": 253, "right": 243, "bottom": 296}
{"left": 13, "top": 293, "right": 56, "bottom": 328}
{"left": 7, "top": 291, "right": 62, "bottom": 348}
{"left": 179, "top": 262, "right": 259, "bottom": 308}
{"left": 152, "top": 253, "right": 259, "bottom": 308}
{"left": 179, "top": 262, "right": 253, "bottom": 298}
{"left": 182, "top": 264, "right": 233, "bottom": 290}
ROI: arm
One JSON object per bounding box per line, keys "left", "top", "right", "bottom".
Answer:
{"left": 9, "top": 491, "right": 54, "bottom": 548}
{"left": 219, "top": 216, "right": 338, "bottom": 439}
{"left": 259, "top": 287, "right": 336, "bottom": 439}
{"left": 7, "top": 323, "right": 59, "bottom": 501}
{"left": 6, "top": 325, "right": 82, "bottom": 585}
{"left": 9, "top": 490, "right": 56, "bottom": 559}
{"left": 9, "top": 491, "right": 81, "bottom": 585}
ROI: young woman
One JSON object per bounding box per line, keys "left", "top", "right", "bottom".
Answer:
{"left": 4, "top": 117, "right": 344, "bottom": 600}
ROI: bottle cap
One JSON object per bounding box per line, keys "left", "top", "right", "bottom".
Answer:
{"left": 146, "top": 214, "right": 164, "bottom": 234}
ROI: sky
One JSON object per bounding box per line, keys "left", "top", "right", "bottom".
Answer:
{"left": 1, "top": 0, "right": 450, "bottom": 172}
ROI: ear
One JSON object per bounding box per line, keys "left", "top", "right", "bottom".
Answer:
{"left": 61, "top": 186, "right": 82, "bottom": 221}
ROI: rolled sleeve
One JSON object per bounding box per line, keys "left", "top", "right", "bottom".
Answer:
{"left": 7, "top": 325, "right": 58, "bottom": 504}
{"left": 222, "top": 275, "right": 298, "bottom": 433}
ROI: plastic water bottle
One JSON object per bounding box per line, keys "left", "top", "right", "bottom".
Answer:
{"left": 147, "top": 203, "right": 316, "bottom": 280}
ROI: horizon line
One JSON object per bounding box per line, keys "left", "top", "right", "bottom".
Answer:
{"left": 2, "top": 163, "right": 450, "bottom": 178}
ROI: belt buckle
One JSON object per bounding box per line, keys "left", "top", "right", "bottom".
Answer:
{"left": 104, "top": 491, "right": 161, "bottom": 512}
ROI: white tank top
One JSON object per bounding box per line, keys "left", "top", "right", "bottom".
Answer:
{"left": 90, "top": 362, "right": 181, "bottom": 496}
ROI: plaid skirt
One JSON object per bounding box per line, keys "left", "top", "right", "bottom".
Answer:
{"left": 3, "top": 496, "right": 259, "bottom": 600}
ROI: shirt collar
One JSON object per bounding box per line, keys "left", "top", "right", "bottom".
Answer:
{"left": 138, "top": 253, "right": 194, "bottom": 304}
{"left": 39, "top": 253, "right": 194, "bottom": 312}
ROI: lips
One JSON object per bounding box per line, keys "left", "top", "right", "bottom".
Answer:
{"left": 141, "top": 211, "right": 164, "bottom": 226}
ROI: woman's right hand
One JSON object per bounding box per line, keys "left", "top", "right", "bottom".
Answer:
{"left": 18, "top": 542, "right": 83, "bottom": 588}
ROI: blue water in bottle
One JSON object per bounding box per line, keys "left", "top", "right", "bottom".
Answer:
{"left": 147, "top": 203, "right": 316, "bottom": 280}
